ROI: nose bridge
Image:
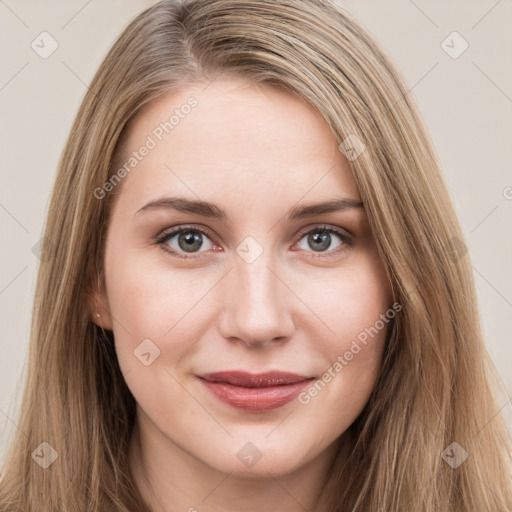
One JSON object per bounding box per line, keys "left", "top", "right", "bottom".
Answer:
{"left": 234, "top": 233, "right": 278, "bottom": 298}
{"left": 218, "top": 239, "right": 294, "bottom": 347}
{"left": 238, "top": 249, "right": 277, "bottom": 302}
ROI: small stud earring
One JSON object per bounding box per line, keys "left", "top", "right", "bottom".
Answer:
{"left": 96, "top": 312, "right": 100, "bottom": 318}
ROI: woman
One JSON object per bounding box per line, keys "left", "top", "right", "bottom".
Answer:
{"left": 1, "top": 0, "right": 511, "bottom": 510}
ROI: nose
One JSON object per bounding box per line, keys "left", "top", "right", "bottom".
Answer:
{"left": 217, "top": 252, "right": 296, "bottom": 350}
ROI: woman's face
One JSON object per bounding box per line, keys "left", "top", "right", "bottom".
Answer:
{"left": 94, "top": 77, "right": 393, "bottom": 478}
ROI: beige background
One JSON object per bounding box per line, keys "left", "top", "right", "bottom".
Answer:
{"left": 1, "top": 0, "right": 511, "bottom": 466}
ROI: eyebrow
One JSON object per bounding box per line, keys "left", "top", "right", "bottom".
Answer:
{"left": 135, "top": 196, "right": 365, "bottom": 220}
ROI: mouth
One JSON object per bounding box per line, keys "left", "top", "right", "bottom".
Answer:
{"left": 197, "top": 370, "right": 315, "bottom": 412}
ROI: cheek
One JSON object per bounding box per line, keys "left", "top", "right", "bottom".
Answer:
{"left": 304, "top": 251, "right": 392, "bottom": 350}
{"left": 295, "top": 253, "right": 392, "bottom": 412}
{"left": 103, "top": 246, "right": 210, "bottom": 419}
{"left": 103, "top": 240, "right": 222, "bottom": 373}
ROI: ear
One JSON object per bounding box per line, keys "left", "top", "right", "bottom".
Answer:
{"left": 87, "top": 269, "right": 113, "bottom": 331}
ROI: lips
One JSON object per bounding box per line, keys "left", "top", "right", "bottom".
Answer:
{"left": 198, "top": 371, "right": 314, "bottom": 412}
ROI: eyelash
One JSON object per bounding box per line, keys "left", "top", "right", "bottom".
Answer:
{"left": 155, "top": 224, "right": 353, "bottom": 260}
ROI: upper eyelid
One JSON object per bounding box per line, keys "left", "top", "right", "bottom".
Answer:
{"left": 157, "top": 224, "right": 216, "bottom": 244}
{"left": 295, "top": 223, "right": 352, "bottom": 239}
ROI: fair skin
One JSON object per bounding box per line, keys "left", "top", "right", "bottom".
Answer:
{"left": 92, "top": 77, "right": 393, "bottom": 512}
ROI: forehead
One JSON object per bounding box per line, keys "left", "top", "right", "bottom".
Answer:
{"left": 112, "top": 78, "right": 360, "bottom": 210}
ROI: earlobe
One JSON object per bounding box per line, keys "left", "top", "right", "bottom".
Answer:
{"left": 88, "top": 272, "right": 113, "bottom": 331}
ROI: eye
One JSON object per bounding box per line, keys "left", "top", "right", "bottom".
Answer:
{"left": 156, "top": 226, "right": 217, "bottom": 258}
{"left": 293, "top": 225, "right": 352, "bottom": 257}
{"left": 155, "top": 224, "right": 353, "bottom": 259}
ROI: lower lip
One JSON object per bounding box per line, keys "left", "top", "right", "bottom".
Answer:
{"left": 199, "top": 378, "right": 313, "bottom": 412}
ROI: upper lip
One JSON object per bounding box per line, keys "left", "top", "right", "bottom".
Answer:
{"left": 198, "top": 371, "right": 313, "bottom": 388}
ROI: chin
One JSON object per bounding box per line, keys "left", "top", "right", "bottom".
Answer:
{"left": 201, "top": 443, "right": 313, "bottom": 478}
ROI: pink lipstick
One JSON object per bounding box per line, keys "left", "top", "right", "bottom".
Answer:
{"left": 198, "top": 371, "right": 314, "bottom": 412}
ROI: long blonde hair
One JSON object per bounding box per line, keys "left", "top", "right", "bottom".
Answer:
{"left": 1, "top": 0, "right": 511, "bottom": 510}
